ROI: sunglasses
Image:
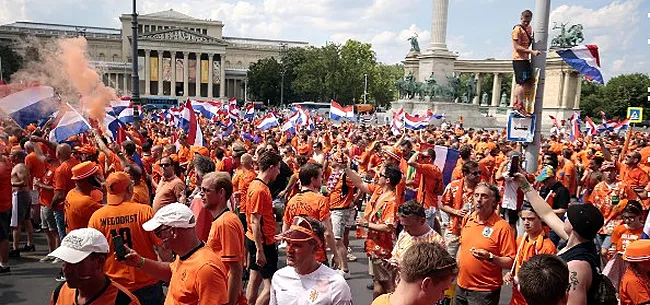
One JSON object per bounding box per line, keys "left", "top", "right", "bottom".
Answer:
{"left": 160, "top": 163, "right": 172, "bottom": 167}
{"left": 468, "top": 171, "right": 481, "bottom": 176}
{"left": 199, "top": 186, "right": 217, "bottom": 194}
{"left": 153, "top": 226, "right": 172, "bottom": 238}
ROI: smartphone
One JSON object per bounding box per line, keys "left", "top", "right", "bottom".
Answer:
{"left": 508, "top": 155, "right": 520, "bottom": 177}
{"left": 113, "top": 235, "right": 127, "bottom": 261}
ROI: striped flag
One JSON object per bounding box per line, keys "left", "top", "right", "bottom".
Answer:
{"left": 584, "top": 116, "right": 598, "bottom": 135}
{"left": 0, "top": 85, "right": 59, "bottom": 128}
{"left": 434, "top": 146, "right": 460, "bottom": 186}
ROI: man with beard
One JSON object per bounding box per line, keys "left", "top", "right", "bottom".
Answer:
{"left": 48, "top": 228, "right": 140, "bottom": 305}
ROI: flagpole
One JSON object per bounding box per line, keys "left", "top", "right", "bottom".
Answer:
{"left": 619, "top": 126, "right": 633, "bottom": 163}
{"left": 524, "top": 0, "right": 551, "bottom": 174}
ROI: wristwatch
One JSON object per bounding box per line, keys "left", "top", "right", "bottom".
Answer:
{"left": 488, "top": 252, "right": 495, "bottom": 261}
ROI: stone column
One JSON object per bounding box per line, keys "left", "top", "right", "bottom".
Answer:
{"left": 561, "top": 71, "right": 571, "bottom": 109}
{"left": 171, "top": 52, "right": 177, "bottom": 97}
{"left": 158, "top": 50, "right": 164, "bottom": 95}
{"left": 183, "top": 52, "right": 189, "bottom": 97}
{"left": 195, "top": 53, "right": 201, "bottom": 98}
{"left": 208, "top": 53, "right": 214, "bottom": 98}
{"left": 144, "top": 50, "right": 151, "bottom": 95}
{"left": 219, "top": 55, "right": 226, "bottom": 97}
{"left": 114, "top": 74, "right": 119, "bottom": 92}
{"left": 244, "top": 79, "right": 248, "bottom": 101}
{"left": 122, "top": 73, "right": 128, "bottom": 94}
{"left": 429, "top": 0, "right": 450, "bottom": 51}
{"left": 491, "top": 73, "right": 502, "bottom": 107}
{"left": 473, "top": 73, "right": 482, "bottom": 105}
{"left": 573, "top": 73, "right": 582, "bottom": 109}
{"left": 510, "top": 73, "right": 516, "bottom": 106}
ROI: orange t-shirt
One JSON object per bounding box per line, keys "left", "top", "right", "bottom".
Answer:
{"left": 415, "top": 163, "right": 443, "bottom": 209}
{"left": 233, "top": 168, "right": 256, "bottom": 214}
{"left": 619, "top": 268, "right": 650, "bottom": 305}
{"left": 510, "top": 234, "right": 557, "bottom": 305}
{"left": 131, "top": 180, "right": 151, "bottom": 206}
{"left": 621, "top": 166, "right": 650, "bottom": 188}
{"left": 88, "top": 201, "right": 162, "bottom": 291}
{"left": 64, "top": 188, "right": 102, "bottom": 233}
{"left": 38, "top": 164, "right": 58, "bottom": 207}
{"left": 558, "top": 159, "right": 577, "bottom": 197}
{"left": 0, "top": 161, "right": 12, "bottom": 212}
{"left": 152, "top": 176, "right": 185, "bottom": 212}
{"left": 53, "top": 158, "right": 80, "bottom": 196}
{"left": 24, "top": 152, "right": 46, "bottom": 189}
{"left": 512, "top": 25, "right": 533, "bottom": 60}
{"left": 283, "top": 190, "right": 330, "bottom": 263}
{"left": 363, "top": 185, "right": 398, "bottom": 259}
{"left": 50, "top": 279, "right": 140, "bottom": 305}
{"left": 457, "top": 212, "right": 516, "bottom": 291}
{"left": 441, "top": 179, "right": 474, "bottom": 236}
{"left": 166, "top": 246, "right": 228, "bottom": 305}
{"left": 610, "top": 224, "right": 643, "bottom": 254}
{"left": 245, "top": 179, "right": 276, "bottom": 245}
{"left": 328, "top": 175, "right": 356, "bottom": 210}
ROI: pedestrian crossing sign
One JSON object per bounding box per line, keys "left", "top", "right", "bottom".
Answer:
{"left": 627, "top": 107, "right": 643, "bottom": 123}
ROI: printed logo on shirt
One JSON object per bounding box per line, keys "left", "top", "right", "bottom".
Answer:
{"left": 308, "top": 289, "right": 319, "bottom": 303}
{"left": 482, "top": 226, "right": 494, "bottom": 238}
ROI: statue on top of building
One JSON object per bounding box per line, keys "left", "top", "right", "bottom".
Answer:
{"left": 407, "top": 34, "right": 420, "bottom": 52}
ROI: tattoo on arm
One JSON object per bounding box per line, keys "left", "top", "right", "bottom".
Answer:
{"left": 569, "top": 271, "right": 579, "bottom": 290}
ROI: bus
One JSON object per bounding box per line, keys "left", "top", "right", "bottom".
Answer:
{"left": 141, "top": 97, "right": 179, "bottom": 110}
{"left": 291, "top": 101, "right": 330, "bottom": 115}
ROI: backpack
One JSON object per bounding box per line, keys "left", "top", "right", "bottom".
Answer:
{"left": 588, "top": 273, "right": 618, "bottom": 305}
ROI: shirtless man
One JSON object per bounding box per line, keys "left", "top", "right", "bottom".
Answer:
{"left": 9, "top": 150, "right": 34, "bottom": 257}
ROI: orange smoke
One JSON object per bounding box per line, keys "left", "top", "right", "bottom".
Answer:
{"left": 10, "top": 36, "right": 116, "bottom": 122}
{"left": 57, "top": 37, "right": 116, "bottom": 121}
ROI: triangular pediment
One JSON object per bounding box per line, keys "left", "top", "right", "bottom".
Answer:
{"left": 139, "top": 28, "right": 227, "bottom": 45}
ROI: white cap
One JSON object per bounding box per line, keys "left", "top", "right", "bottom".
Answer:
{"left": 142, "top": 202, "right": 197, "bottom": 231}
{"left": 48, "top": 228, "right": 109, "bottom": 264}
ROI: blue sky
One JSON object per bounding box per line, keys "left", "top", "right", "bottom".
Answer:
{"left": 2, "top": 0, "right": 648, "bottom": 81}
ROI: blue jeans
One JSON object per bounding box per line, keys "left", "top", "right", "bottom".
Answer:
{"left": 53, "top": 210, "right": 65, "bottom": 240}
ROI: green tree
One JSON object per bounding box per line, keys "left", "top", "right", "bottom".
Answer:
{"left": 247, "top": 57, "right": 281, "bottom": 105}
{"left": 338, "top": 40, "right": 376, "bottom": 105}
{"left": 0, "top": 45, "right": 24, "bottom": 82}
{"left": 370, "top": 64, "right": 403, "bottom": 107}
{"left": 579, "top": 73, "right": 650, "bottom": 121}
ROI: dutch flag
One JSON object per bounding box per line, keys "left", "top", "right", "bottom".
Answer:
{"left": 179, "top": 100, "right": 204, "bottom": 146}
{"left": 584, "top": 116, "right": 598, "bottom": 136}
{"left": 256, "top": 113, "right": 279, "bottom": 131}
{"left": 191, "top": 100, "right": 222, "bottom": 120}
{"left": 434, "top": 146, "right": 460, "bottom": 186}
{"left": 49, "top": 104, "right": 92, "bottom": 143}
{"left": 404, "top": 113, "right": 429, "bottom": 130}
{"left": 244, "top": 104, "right": 255, "bottom": 120}
{"left": 329, "top": 100, "right": 354, "bottom": 121}
{"left": 557, "top": 45, "right": 604, "bottom": 84}
{"left": 613, "top": 118, "right": 630, "bottom": 134}
{"left": 0, "top": 85, "right": 59, "bottom": 128}
{"left": 110, "top": 97, "right": 132, "bottom": 115}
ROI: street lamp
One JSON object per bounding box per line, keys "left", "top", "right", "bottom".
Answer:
{"left": 279, "top": 43, "right": 288, "bottom": 106}
{"left": 363, "top": 73, "right": 368, "bottom": 104}
{"left": 131, "top": 0, "right": 141, "bottom": 127}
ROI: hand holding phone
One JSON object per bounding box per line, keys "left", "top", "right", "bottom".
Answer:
{"left": 113, "top": 235, "right": 127, "bottom": 261}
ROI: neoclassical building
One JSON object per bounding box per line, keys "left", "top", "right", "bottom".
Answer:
{"left": 0, "top": 9, "right": 308, "bottom": 103}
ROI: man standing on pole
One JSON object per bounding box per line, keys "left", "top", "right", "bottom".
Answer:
{"left": 511, "top": 9, "right": 541, "bottom": 118}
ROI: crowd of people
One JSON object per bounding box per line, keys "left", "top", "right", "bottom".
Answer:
{"left": 0, "top": 106, "right": 648, "bottom": 305}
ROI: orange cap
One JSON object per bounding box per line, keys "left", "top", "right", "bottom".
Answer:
{"left": 191, "top": 146, "right": 209, "bottom": 157}
{"left": 71, "top": 161, "right": 99, "bottom": 180}
{"left": 622, "top": 240, "right": 650, "bottom": 262}
{"left": 106, "top": 172, "right": 131, "bottom": 205}
{"left": 382, "top": 146, "right": 401, "bottom": 160}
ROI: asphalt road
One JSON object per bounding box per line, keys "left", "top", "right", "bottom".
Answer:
{"left": 1, "top": 232, "right": 513, "bottom": 305}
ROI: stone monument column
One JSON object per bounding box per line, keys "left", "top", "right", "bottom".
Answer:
{"left": 208, "top": 53, "right": 214, "bottom": 98}
{"left": 491, "top": 73, "right": 502, "bottom": 107}
{"left": 510, "top": 74, "right": 516, "bottom": 106}
{"left": 219, "top": 55, "right": 226, "bottom": 97}
{"left": 171, "top": 52, "right": 177, "bottom": 97}
{"left": 429, "top": 0, "right": 450, "bottom": 51}
{"left": 145, "top": 50, "right": 151, "bottom": 95}
{"left": 183, "top": 52, "right": 189, "bottom": 97}
{"left": 158, "top": 50, "right": 164, "bottom": 95}
{"left": 196, "top": 53, "right": 202, "bottom": 98}
{"left": 473, "top": 73, "right": 482, "bottom": 105}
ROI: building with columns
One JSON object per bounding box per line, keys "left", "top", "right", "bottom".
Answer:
{"left": 0, "top": 9, "right": 308, "bottom": 103}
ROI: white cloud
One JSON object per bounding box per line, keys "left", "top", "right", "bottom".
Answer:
{"left": 0, "top": 0, "right": 27, "bottom": 24}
